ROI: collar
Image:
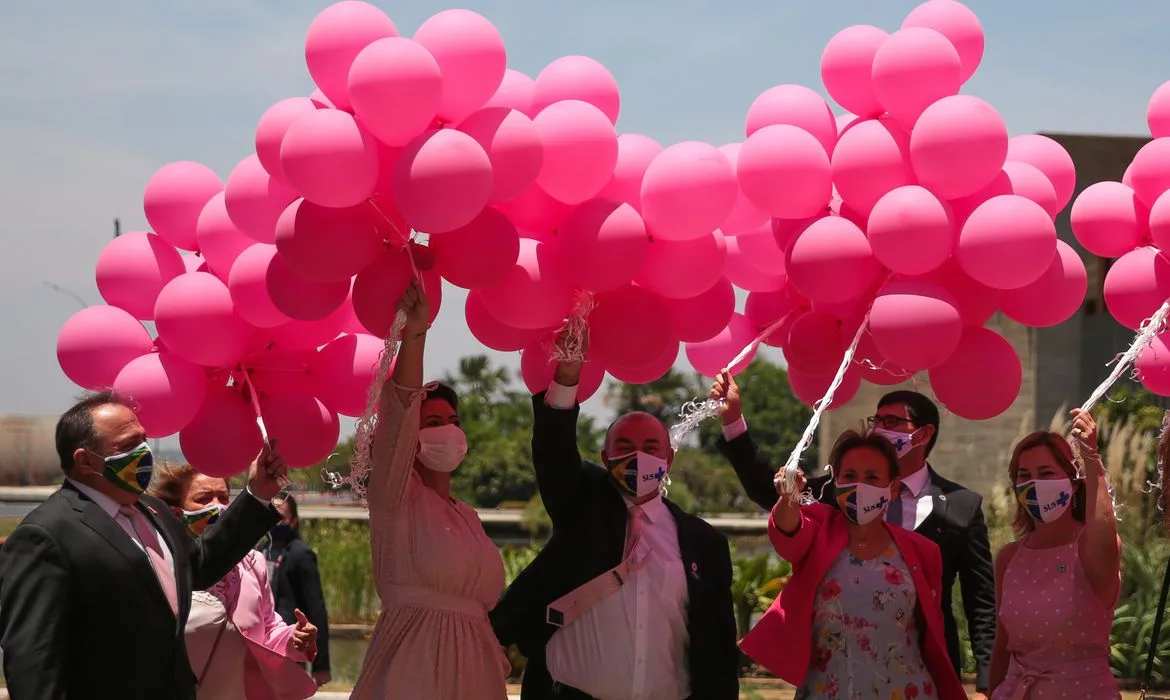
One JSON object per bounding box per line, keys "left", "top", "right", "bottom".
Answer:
{"left": 900, "top": 465, "right": 931, "bottom": 497}
{"left": 67, "top": 478, "right": 124, "bottom": 519}
{"left": 623, "top": 493, "right": 667, "bottom": 524}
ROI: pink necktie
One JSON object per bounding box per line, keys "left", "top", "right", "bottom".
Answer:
{"left": 119, "top": 505, "right": 179, "bottom": 616}
{"left": 624, "top": 505, "right": 645, "bottom": 559}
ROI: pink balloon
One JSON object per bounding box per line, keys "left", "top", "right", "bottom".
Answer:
{"left": 457, "top": 107, "right": 543, "bottom": 202}
{"left": 484, "top": 69, "right": 536, "bottom": 117}
{"left": 224, "top": 154, "right": 299, "bottom": 244}
{"left": 1149, "top": 80, "right": 1170, "bottom": 139}
{"left": 57, "top": 306, "right": 154, "bottom": 390}
{"left": 590, "top": 286, "right": 673, "bottom": 370}
{"left": 196, "top": 192, "right": 255, "bottom": 282}
{"left": 745, "top": 290, "right": 801, "bottom": 344}
{"left": 558, "top": 199, "right": 649, "bottom": 293}
{"left": 495, "top": 182, "right": 572, "bottom": 232}
{"left": 259, "top": 394, "right": 340, "bottom": 468}
{"left": 945, "top": 170, "right": 1010, "bottom": 229}
{"left": 431, "top": 207, "right": 520, "bottom": 290}
{"left": 180, "top": 385, "right": 264, "bottom": 478}
{"left": 999, "top": 240, "right": 1087, "bottom": 328}
{"left": 1136, "top": 332, "right": 1170, "bottom": 396}
{"left": 155, "top": 273, "right": 248, "bottom": 367}
{"left": 96, "top": 232, "right": 185, "bottom": 320}
{"left": 910, "top": 95, "right": 1007, "bottom": 200}
{"left": 666, "top": 277, "right": 737, "bottom": 344}
{"left": 820, "top": 25, "right": 889, "bottom": 119}
{"left": 182, "top": 254, "right": 209, "bottom": 275}
{"left": 255, "top": 98, "right": 320, "bottom": 185}
{"left": 521, "top": 342, "right": 606, "bottom": 401}
{"left": 738, "top": 125, "right": 832, "bottom": 219}
{"left": 686, "top": 313, "right": 759, "bottom": 377}
{"left": 246, "top": 347, "right": 316, "bottom": 397}
{"left": 745, "top": 84, "right": 837, "bottom": 155}
{"left": 533, "top": 55, "right": 621, "bottom": 125}
{"left": 788, "top": 364, "right": 861, "bottom": 411}
{"left": 280, "top": 109, "right": 379, "bottom": 208}
{"left": 608, "top": 343, "right": 679, "bottom": 385}
{"left": 465, "top": 290, "right": 545, "bottom": 351}
{"left": 641, "top": 142, "right": 738, "bottom": 240}
{"left": 274, "top": 199, "right": 385, "bottom": 283}
{"left": 869, "top": 280, "right": 962, "bottom": 371}
{"left": 347, "top": 37, "right": 442, "bottom": 147}
{"left": 310, "top": 333, "right": 384, "bottom": 417}
{"left": 533, "top": 100, "right": 618, "bottom": 205}
{"left": 598, "top": 134, "right": 662, "bottom": 213}
{"left": 353, "top": 251, "right": 442, "bottom": 336}
{"left": 866, "top": 185, "right": 954, "bottom": 275}
{"left": 913, "top": 258, "right": 1000, "bottom": 327}
{"left": 717, "top": 144, "right": 770, "bottom": 236}
{"left": 958, "top": 195, "right": 1057, "bottom": 290}
{"left": 1104, "top": 246, "right": 1170, "bottom": 330}
{"left": 1001, "top": 161, "right": 1059, "bottom": 219}
{"left": 902, "top": 0, "right": 985, "bottom": 83}
{"left": 636, "top": 232, "right": 727, "bottom": 300}
{"left": 785, "top": 311, "right": 844, "bottom": 374}
{"left": 143, "top": 162, "right": 223, "bottom": 252}
{"left": 264, "top": 253, "right": 349, "bottom": 322}
{"left": 393, "top": 129, "right": 493, "bottom": 234}
{"left": 267, "top": 307, "right": 348, "bottom": 352}
{"left": 929, "top": 326, "right": 1021, "bottom": 420}
{"left": 228, "top": 245, "right": 293, "bottom": 328}
{"left": 787, "top": 216, "right": 882, "bottom": 303}
{"left": 1125, "top": 138, "right": 1170, "bottom": 208}
{"left": 480, "top": 239, "right": 574, "bottom": 329}
{"left": 414, "top": 9, "right": 506, "bottom": 124}
{"left": 872, "top": 27, "right": 961, "bottom": 128}
{"left": 724, "top": 226, "right": 787, "bottom": 293}
{"left": 114, "top": 352, "right": 208, "bottom": 437}
{"left": 772, "top": 214, "right": 826, "bottom": 253}
{"left": 309, "top": 90, "right": 335, "bottom": 109}
{"left": 831, "top": 117, "right": 915, "bottom": 216}
{"left": 855, "top": 333, "right": 912, "bottom": 386}
{"left": 1150, "top": 191, "right": 1170, "bottom": 253}
{"left": 305, "top": 0, "right": 398, "bottom": 111}
{"left": 1006, "top": 134, "right": 1076, "bottom": 210}
{"left": 1070, "top": 181, "right": 1148, "bottom": 258}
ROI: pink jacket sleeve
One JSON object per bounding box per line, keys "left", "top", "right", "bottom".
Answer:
{"left": 766, "top": 502, "right": 822, "bottom": 566}
{"left": 245, "top": 551, "right": 315, "bottom": 663}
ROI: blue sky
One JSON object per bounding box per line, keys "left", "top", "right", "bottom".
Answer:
{"left": 1, "top": 0, "right": 1166, "bottom": 442}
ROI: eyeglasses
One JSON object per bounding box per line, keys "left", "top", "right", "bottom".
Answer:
{"left": 867, "top": 415, "right": 915, "bottom": 430}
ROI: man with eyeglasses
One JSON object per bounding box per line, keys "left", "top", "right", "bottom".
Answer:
{"left": 711, "top": 372, "right": 996, "bottom": 700}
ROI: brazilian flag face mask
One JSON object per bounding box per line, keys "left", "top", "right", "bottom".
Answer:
{"left": 94, "top": 441, "right": 155, "bottom": 495}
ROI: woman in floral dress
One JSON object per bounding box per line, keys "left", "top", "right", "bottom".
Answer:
{"left": 740, "top": 430, "right": 965, "bottom": 700}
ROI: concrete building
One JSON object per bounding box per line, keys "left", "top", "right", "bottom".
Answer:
{"left": 819, "top": 133, "right": 1152, "bottom": 498}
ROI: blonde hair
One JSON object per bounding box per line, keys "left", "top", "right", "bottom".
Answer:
{"left": 1007, "top": 431, "right": 1086, "bottom": 537}
{"left": 146, "top": 462, "right": 201, "bottom": 508}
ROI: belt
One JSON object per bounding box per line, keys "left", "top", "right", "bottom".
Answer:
{"left": 1007, "top": 654, "right": 1114, "bottom": 700}
{"left": 382, "top": 583, "right": 488, "bottom": 618}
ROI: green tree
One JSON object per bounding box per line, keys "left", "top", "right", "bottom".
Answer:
{"left": 602, "top": 367, "right": 705, "bottom": 425}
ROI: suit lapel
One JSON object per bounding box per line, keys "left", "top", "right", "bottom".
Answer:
{"left": 665, "top": 501, "right": 700, "bottom": 583}
{"left": 915, "top": 468, "right": 948, "bottom": 537}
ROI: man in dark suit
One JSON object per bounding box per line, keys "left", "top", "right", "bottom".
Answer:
{"left": 0, "top": 391, "right": 286, "bottom": 700}
{"left": 491, "top": 347, "right": 739, "bottom": 700}
{"left": 711, "top": 372, "right": 996, "bottom": 698}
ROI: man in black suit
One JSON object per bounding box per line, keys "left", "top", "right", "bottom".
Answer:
{"left": 491, "top": 347, "right": 739, "bottom": 700}
{"left": 712, "top": 372, "right": 996, "bottom": 698}
{"left": 0, "top": 391, "right": 286, "bottom": 700}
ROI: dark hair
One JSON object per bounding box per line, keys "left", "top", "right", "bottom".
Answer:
{"left": 146, "top": 462, "right": 200, "bottom": 507}
{"left": 55, "top": 391, "right": 127, "bottom": 475}
{"left": 878, "top": 390, "right": 941, "bottom": 456}
{"left": 829, "top": 429, "right": 901, "bottom": 481}
{"left": 1007, "top": 431, "right": 1086, "bottom": 536}
{"left": 423, "top": 382, "right": 459, "bottom": 413}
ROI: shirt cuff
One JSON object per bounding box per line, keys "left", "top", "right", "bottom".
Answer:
{"left": 722, "top": 415, "right": 748, "bottom": 441}
{"left": 245, "top": 485, "right": 271, "bottom": 506}
{"left": 545, "top": 381, "right": 579, "bottom": 410}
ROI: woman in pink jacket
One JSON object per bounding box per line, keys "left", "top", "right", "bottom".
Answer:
{"left": 741, "top": 430, "right": 965, "bottom": 700}
{"left": 149, "top": 462, "right": 319, "bottom": 700}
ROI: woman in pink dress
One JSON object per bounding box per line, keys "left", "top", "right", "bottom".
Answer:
{"left": 351, "top": 279, "right": 509, "bottom": 699}
{"left": 989, "top": 409, "right": 1121, "bottom": 699}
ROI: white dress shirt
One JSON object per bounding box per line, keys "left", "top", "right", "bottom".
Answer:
{"left": 68, "top": 478, "right": 176, "bottom": 573}
{"left": 544, "top": 382, "right": 691, "bottom": 700}
{"left": 722, "top": 416, "right": 934, "bottom": 530}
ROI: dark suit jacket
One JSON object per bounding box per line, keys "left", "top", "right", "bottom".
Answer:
{"left": 491, "top": 394, "right": 739, "bottom": 700}
{"left": 0, "top": 482, "right": 279, "bottom": 700}
{"left": 717, "top": 430, "right": 997, "bottom": 691}
{"left": 266, "top": 536, "right": 331, "bottom": 672}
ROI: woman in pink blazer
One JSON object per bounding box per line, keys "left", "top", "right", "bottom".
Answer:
{"left": 741, "top": 430, "right": 966, "bottom": 700}
{"left": 149, "top": 463, "right": 319, "bottom": 700}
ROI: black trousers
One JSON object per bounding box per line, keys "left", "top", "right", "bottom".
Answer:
{"left": 550, "top": 681, "right": 594, "bottom": 699}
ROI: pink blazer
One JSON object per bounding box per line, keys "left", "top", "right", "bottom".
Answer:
{"left": 226, "top": 551, "right": 319, "bottom": 700}
{"left": 740, "top": 502, "right": 966, "bottom": 700}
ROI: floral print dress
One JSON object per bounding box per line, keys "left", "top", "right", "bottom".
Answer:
{"left": 796, "top": 546, "right": 937, "bottom": 700}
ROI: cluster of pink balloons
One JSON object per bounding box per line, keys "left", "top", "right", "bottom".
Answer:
{"left": 1087, "top": 80, "right": 1170, "bottom": 396}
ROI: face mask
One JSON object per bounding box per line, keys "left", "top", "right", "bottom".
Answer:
{"left": 269, "top": 523, "right": 294, "bottom": 542}
{"left": 606, "top": 451, "right": 668, "bottom": 500}
{"left": 417, "top": 424, "right": 469, "bottom": 473}
{"left": 182, "top": 503, "right": 226, "bottom": 536}
{"left": 835, "top": 481, "right": 892, "bottom": 525}
{"left": 1015, "top": 478, "right": 1074, "bottom": 523}
{"left": 91, "top": 442, "right": 154, "bottom": 495}
{"left": 872, "top": 428, "right": 919, "bottom": 459}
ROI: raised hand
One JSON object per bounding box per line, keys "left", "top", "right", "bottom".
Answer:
{"left": 710, "top": 369, "right": 742, "bottom": 425}
{"left": 247, "top": 440, "right": 289, "bottom": 502}
{"left": 1069, "top": 409, "right": 1099, "bottom": 453}
{"left": 398, "top": 278, "right": 430, "bottom": 335}
{"left": 291, "top": 608, "right": 318, "bottom": 654}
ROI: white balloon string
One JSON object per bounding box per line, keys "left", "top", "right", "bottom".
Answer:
{"left": 668, "top": 315, "right": 789, "bottom": 450}
{"left": 547, "top": 290, "right": 596, "bottom": 364}
{"left": 236, "top": 366, "right": 290, "bottom": 490}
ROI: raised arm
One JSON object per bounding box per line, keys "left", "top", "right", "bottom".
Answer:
{"left": 530, "top": 350, "right": 589, "bottom": 528}
{"left": 766, "top": 471, "right": 822, "bottom": 565}
{"left": 0, "top": 525, "right": 69, "bottom": 700}
{"left": 711, "top": 369, "right": 781, "bottom": 511}
{"left": 1070, "top": 410, "right": 1121, "bottom": 605}
{"left": 958, "top": 497, "right": 996, "bottom": 695}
